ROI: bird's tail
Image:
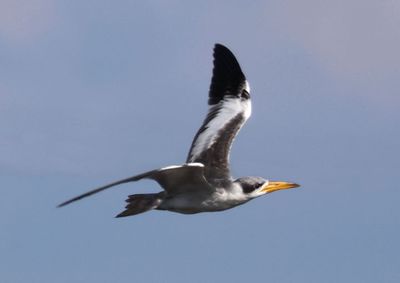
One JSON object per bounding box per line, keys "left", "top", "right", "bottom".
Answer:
{"left": 116, "top": 193, "right": 163, "bottom": 218}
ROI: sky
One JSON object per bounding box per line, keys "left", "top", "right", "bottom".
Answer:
{"left": 1, "top": 1, "right": 399, "bottom": 282}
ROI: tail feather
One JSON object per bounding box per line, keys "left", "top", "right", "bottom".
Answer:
{"left": 116, "top": 193, "right": 162, "bottom": 218}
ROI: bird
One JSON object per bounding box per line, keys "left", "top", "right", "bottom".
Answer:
{"left": 58, "top": 43, "right": 300, "bottom": 217}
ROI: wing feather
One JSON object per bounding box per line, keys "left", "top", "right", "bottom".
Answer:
{"left": 58, "top": 163, "right": 211, "bottom": 207}
{"left": 187, "top": 44, "right": 251, "bottom": 183}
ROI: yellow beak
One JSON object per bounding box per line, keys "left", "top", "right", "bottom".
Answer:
{"left": 261, "top": 181, "right": 300, "bottom": 194}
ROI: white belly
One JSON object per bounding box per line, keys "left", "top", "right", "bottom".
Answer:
{"left": 158, "top": 189, "right": 249, "bottom": 214}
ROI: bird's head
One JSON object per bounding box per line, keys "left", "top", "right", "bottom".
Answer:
{"left": 236, "top": 177, "right": 300, "bottom": 199}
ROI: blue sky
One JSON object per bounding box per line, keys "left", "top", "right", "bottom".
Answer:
{"left": 1, "top": 1, "right": 399, "bottom": 282}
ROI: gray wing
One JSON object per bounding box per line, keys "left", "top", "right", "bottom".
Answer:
{"left": 186, "top": 44, "right": 251, "bottom": 183}
{"left": 58, "top": 163, "right": 212, "bottom": 207}
{"left": 150, "top": 163, "right": 213, "bottom": 194}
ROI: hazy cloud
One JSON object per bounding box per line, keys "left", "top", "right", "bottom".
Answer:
{"left": 0, "top": 0, "right": 57, "bottom": 43}
{"left": 269, "top": 0, "right": 400, "bottom": 78}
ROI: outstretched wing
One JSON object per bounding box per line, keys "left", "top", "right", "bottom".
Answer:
{"left": 186, "top": 44, "right": 251, "bottom": 183}
{"left": 58, "top": 163, "right": 211, "bottom": 207}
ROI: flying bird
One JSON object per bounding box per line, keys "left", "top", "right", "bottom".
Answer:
{"left": 58, "top": 44, "right": 299, "bottom": 217}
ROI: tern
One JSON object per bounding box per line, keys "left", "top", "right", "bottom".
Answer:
{"left": 58, "top": 44, "right": 299, "bottom": 217}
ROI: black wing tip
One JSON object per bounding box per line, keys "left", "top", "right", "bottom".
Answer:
{"left": 208, "top": 43, "right": 247, "bottom": 105}
{"left": 57, "top": 196, "right": 82, "bottom": 208}
{"left": 115, "top": 213, "right": 126, "bottom": 218}
{"left": 213, "top": 43, "right": 233, "bottom": 52}
{"left": 213, "top": 43, "right": 241, "bottom": 65}
{"left": 214, "top": 43, "right": 230, "bottom": 52}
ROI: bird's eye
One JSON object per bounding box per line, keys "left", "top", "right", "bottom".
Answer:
{"left": 241, "top": 89, "right": 250, "bottom": 99}
{"left": 242, "top": 183, "right": 259, "bottom": 194}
